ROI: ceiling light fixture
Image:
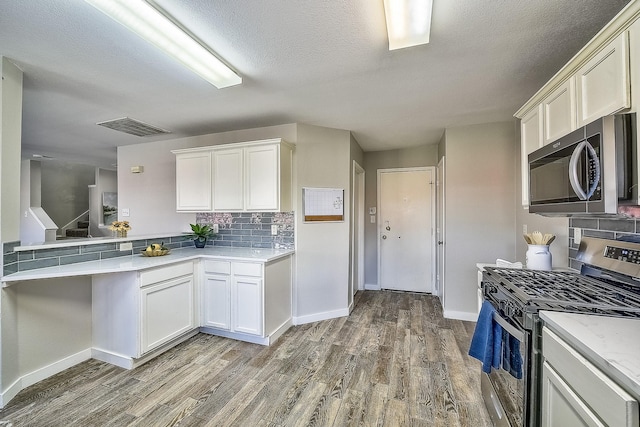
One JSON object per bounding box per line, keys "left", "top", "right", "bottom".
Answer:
{"left": 85, "top": 0, "right": 242, "bottom": 88}
{"left": 383, "top": 0, "right": 433, "bottom": 50}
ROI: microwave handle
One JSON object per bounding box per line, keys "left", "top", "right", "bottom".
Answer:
{"left": 569, "top": 140, "right": 600, "bottom": 200}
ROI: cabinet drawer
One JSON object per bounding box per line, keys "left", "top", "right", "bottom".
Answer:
{"left": 203, "top": 260, "right": 231, "bottom": 275}
{"left": 140, "top": 261, "right": 193, "bottom": 287}
{"left": 543, "top": 327, "right": 639, "bottom": 427}
{"left": 233, "top": 262, "right": 262, "bottom": 277}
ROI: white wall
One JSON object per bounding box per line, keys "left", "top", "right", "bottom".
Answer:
{"left": 40, "top": 161, "right": 95, "bottom": 230}
{"left": 1, "top": 57, "right": 23, "bottom": 243}
{"left": 1, "top": 57, "right": 23, "bottom": 401}
{"left": 294, "top": 124, "right": 353, "bottom": 323}
{"left": 440, "top": 122, "right": 517, "bottom": 320}
{"left": 117, "top": 124, "right": 297, "bottom": 235}
{"left": 0, "top": 277, "right": 92, "bottom": 404}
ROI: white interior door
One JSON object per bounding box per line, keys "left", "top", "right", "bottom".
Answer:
{"left": 436, "top": 157, "right": 445, "bottom": 301}
{"left": 378, "top": 168, "right": 435, "bottom": 293}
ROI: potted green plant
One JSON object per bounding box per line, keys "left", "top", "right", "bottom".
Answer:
{"left": 187, "top": 223, "right": 216, "bottom": 248}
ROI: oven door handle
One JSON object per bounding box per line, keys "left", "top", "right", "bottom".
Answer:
{"left": 492, "top": 312, "right": 525, "bottom": 342}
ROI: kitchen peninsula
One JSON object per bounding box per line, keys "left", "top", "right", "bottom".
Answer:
{"left": 0, "top": 242, "right": 293, "bottom": 407}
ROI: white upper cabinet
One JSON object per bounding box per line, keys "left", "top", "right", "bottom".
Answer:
{"left": 245, "top": 144, "right": 281, "bottom": 211}
{"left": 173, "top": 138, "right": 294, "bottom": 213}
{"left": 576, "top": 31, "right": 630, "bottom": 127}
{"left": 520, "top": 105, "right": 544, "bottom": 207}
{"left": 174, "top": 151, "right": 213, "bottom": 212}
{"left": 543, "top": 78, "right": 576, "bottom": 145}
{"left": 213, "top": 148, "right": 244, "bottom": 211}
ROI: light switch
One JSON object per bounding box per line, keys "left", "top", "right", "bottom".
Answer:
{"left": 271, "top": 225, "right": 278, "bottom": 235}
{"left": 119, "top": 242, "right": 133, "bottom": 251}
{"left": 212, "top": 224, "right": 219, "bottom": 233}
{"left": 370, "top": 215, "right": 376, "bottom": 223}
{"left": 574, "top": 227, "right": 582, "bottom": 244}
{"left": 122, "top": 208, "right": 130, "bottom": 217}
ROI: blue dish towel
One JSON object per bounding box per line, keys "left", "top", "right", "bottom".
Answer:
{"left": 502, "top": 329, "right": 523, "bottom": 379}
{"left": 469, "top": 301, "right": 503, "bottom": 373}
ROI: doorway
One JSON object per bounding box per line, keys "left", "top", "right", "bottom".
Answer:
{"left": 436, "top": 157, "right": 445, "bottom": 302}
{"left": 378, "top": 167, "right": 435, "bottom": 293}
{"left": 350, "top": 161, "right": 365, "bottom": 312}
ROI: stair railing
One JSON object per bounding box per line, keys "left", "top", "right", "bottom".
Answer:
{"left": 57, "top": 209, "right": 90, "bottom": 238}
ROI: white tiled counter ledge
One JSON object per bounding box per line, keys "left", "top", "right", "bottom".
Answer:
{"left": 2, "top": 247, "right": 294, "bottom": 285}
{"left": 540, "top": 311, "right": 640, "bottom": 399}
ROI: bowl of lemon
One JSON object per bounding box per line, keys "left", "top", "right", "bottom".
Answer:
{"left": 141, "top": 242, "right": 170, "bottom": 257}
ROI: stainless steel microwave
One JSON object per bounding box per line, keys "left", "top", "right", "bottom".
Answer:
{"left": 528, "top": 114, "right": 636, "bottom": 216}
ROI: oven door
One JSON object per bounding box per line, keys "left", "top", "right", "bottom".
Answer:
{"left": 482, "top": 310, "right": 529, "bottom": 427}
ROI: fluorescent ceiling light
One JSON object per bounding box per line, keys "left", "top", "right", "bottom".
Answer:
{"left": 383, "top": 0, "right": 433, "bottom": 50}
{"left": 85, "top": 0, "right": 242, "bottom": 88}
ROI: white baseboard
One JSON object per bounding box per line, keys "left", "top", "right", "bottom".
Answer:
{"left": 443, "top": 309, "right": 479, "bottom": 322}
{"left": 92, "top": 330, "right": 200, "bottom": 370}
{"left": 364, "top": 283, "right": 380, "bottom": 290}
{"left": 268, "top": 319, "right": 293, "bottom": 345}
{"left": 200, "top": 327, "right": 269, "bottom": 345}
{"left": 1, "top": 348, "right": 92, "bottom": 408}
{"left": 92, "top": 348, "right": 135, "bottom": 370}
{"left": 293, "top": 307, "right": 349, "bottom": 325}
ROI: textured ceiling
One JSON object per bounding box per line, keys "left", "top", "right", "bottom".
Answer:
{"left": 0, "top": 0, "right": 632, "bottom": 169}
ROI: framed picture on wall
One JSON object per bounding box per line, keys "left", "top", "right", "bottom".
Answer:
{"left": 303, "top": 187, "right": 344, "bottom": 222}
{"left": 102, "top": 192, "right": 118, "bottom": 225}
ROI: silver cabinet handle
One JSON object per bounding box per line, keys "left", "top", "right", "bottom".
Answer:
{"left": 382, "top": 235, "right": 387, "bottom": 240}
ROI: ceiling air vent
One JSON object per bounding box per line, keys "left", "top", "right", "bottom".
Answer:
{"left": 96, "top": 117, "right": 171, "bottom": 137}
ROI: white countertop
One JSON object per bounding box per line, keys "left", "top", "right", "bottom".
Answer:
{"left": 2, "top": 247, "right": 294, "bottom": 284}
{"left": 541, "top": 311, "right": 640, "bottom": 398}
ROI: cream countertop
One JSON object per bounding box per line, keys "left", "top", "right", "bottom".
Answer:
{"left": 540, "top": 311, "right": 640, "bottom": 399}
{"left": 2, "top": 247, "right": 294, "bottom": 285}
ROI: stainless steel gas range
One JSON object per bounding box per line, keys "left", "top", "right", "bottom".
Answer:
{"left": 479, "top": 237, "right": 640, "bottom": 427}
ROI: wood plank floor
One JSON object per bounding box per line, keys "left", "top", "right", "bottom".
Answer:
{"left": 0, "top": 291, "right": 491, "bottom": 426}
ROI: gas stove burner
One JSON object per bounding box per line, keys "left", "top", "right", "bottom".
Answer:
{"left": 483, "top": 266, "right": 640, "bottom": 318}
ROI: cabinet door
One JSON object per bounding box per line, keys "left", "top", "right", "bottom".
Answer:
{"left": 202, "top": 274, "right": 231, "bottom": 330}
{"left": 542, "top": 362, "right": 604, "bottom": 427}
{"left": 543, "top": 327, "right": 639, "bottom": 427}
{"left": 520, "top": 105, "right": 543, "bottom": 207}
{"left": 232, "top": 276, "right": 263, "bottom": 335}
{"left": 543, "top": 78, "right": 576, "bottom": 145}
{"left": 140, "top": 275, "right": 195, "bottom": 354}
{"left": 175, "top": 151, "right": 213, "bottom": 212}
{"left": 576, "top": 31, "right": 630, "bottom": 127}
{"left": 213, "top": 148, "right": 244, "bottom": 211}
{"left": 245, "top": 144, "right": 279, "bottom": 211}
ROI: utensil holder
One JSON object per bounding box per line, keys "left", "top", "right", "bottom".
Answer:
{"left": 526, "top": 244, "right": 552, "bottom": 270}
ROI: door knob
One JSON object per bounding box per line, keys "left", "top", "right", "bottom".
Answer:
{"left": 382, "top": 235, "right": 387, "bottom": 240}
{"left": 437, "top": 241, "right": 443, "bottom": 245}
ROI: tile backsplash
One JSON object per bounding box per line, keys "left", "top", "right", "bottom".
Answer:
{"left": 2, "top": 234, "right": 192, "bottom": 276}
{"left": 196, "top": 211, "right": 294, "bottom": 250}
{"left": 2, "top": 212, "right": 295, "bottom": 276}
{"left": 569, "top": 217, "right": 640, "bottom": 270}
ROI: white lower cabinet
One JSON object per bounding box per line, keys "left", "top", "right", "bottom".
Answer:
{"left": 233, "top": 275, "right": 263, "bottom": 335}
{"left": 140, "top": 274, "right": 195, "bottom": 354}
{"left": 201, "top": 256, "right": 291, "bottom": 345}
{"left": 203, "top": 275, "right": 232, "bottom": 330}
{"left": 92, "top": 261, "right": 197, "bottom": 368}
{"left": 542, "top": 327, "right": 639, "bottom": 427}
